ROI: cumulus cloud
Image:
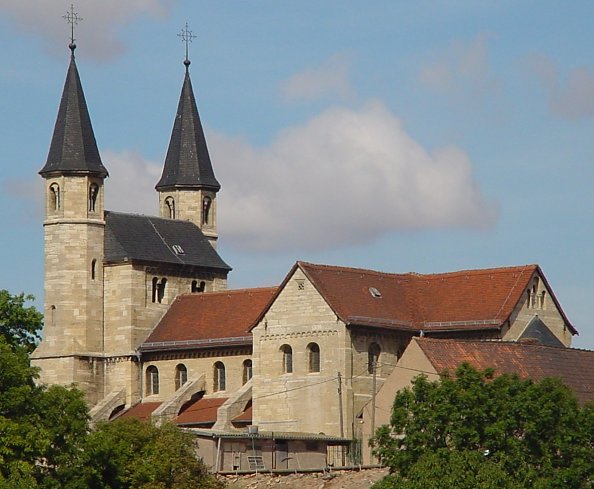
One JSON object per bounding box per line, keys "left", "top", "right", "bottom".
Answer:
{"left": 528, "top": 54, "right": 594, "bottom": 120}
{"left": 419, "top": 33, "right": 500, "bottom": 102}
{"left": 210, "top": 101, "right": 497, "bottom": 252}
{"left": 281, "top": 53, "right": 355, "bottom": 102}
{"left": 0, "top": 0, "right": 174, "bottom": 60}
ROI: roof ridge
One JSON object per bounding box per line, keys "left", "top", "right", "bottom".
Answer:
{"left": 177, "top": 286, "right": 278, "bottom": 298}
{"left": 417, "top": 337, "right": 589, "bottom": 352}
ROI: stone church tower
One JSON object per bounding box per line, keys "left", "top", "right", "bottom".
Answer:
{"left": 156, "top": 59, "right": 220, "bottom": 247}
{"left": 32, "top": 42, "right": 231, "bottom": 406}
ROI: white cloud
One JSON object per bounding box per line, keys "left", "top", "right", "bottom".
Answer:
{"left": 0, "top": 0, "right": 174, "bottom": 60}
{"left": 8, "top": 104, "right": 497, "bottom": 253}
{"left": 420, "top": 33, "right": 500, "bottom": 102}
{"left": 281, "top": 53, "right": 355, "bottom": 102}
{"left": 529, "top": 54, "right": 594, "bottom": 120}
{"left": 210, "top": 101, "right": 497, "bottom": 252}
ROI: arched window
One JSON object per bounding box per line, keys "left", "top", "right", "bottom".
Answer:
{"left": 157, "top": 278, "right": 167, "bottom": 304}
{"left": 540, "top": 290, "right": 546, "bottom": 310}
{"left": 191, "top": 280, "right": 206, "bottom": 293}
{"left": 165, "top": 197, "right": 175, "bottom": 219}
{"left": 89, "top": 183, "right": 99, "bottom": 212}
{"left": 368, "top": 343, "right": 381, "bottom": 374}
{"left": 280, "top": 345, "right": 293, "bottom": 374}
{"left": 151, "top": 277, "right": 159, "bottom": 303}
{"left": 50, "top": 305, "right": 56, "bottom": 327}
{"left": 91, "top": 259, "right": 97, "bottom": 280}
{"left": 146, "top": 366, "right": 159, "bottom": 395}
{"left": 202, "top": 196, "right": 212, "bottom": 225}
{"left": 49, "top": 183, "right": 60, "bottom": 212}
{"left": 214, "top": 362, "right": 226, "bottom": 392}
{"left": 243, "top": 359, "right": 253, "bottom": 385}
{"left": 175, "top": 364, "right": 188, "bottom": 391}
{"left": 307, "top": 343, "right": 320, "bottom": 373}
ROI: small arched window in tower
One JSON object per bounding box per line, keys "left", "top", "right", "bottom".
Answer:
{"left": 157, "top": 278, "right": 167, "bottom": 304}
{"left": 175, "top": 364, "right": 188, "bottom": 391}
{"left": 151, "top": 277, "right": 159, "bottom": 303}
{"left": 280, "top": 344, "right": 293, "bottom": 374}
{"left": 49, "top": 183, "right": 60, "bottom": 212}
{"left": 91, "top": 259, "right": 97, "bottom": 280}
{"left": 308, "top": 343, "right": 320, "bottom": 373}
{"left": 146, "top": 366, "right": 159, "bottom": 395}
{"left": 243, "top": 359, "right": 253, "bottom": 385}
{"left": 540, "top": 290, "right": 546, "bottom": 310}
{"left": 50, "top": 305, "right": 56, "bottom": 327}
{"left": 88, "top": 183, "right": 99, "bottom": 212}
{"left": 368, "top": 343, "right": 381, "bottom": 374}
{"left": 202, "top": 196, "right": 212, "bottom": 225}
{"left": 191, "top": 280, "right": 206, "bottom": 293}
{"left": 214, "top": 362, "right": 226, "bottom": 392}
{"left": 165, "top": 197, "right": 175, "bottom": 219}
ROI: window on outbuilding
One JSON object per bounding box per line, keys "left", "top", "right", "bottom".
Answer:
{"left": 146, "top": 366, "right": 159, "bottom": 395}
{"left": 175, "top": 364, "right": 188, "bottom": 391}
{"left": 280, "top": 345, "right": 293, "bottom": 374}
{"left": 243, "top": 359, "right": 253, "bottom": 384}
{"left": 307, "top": 343, "right": 320, "bottom": 373}
{"left": 214, "top": 362, "right": 226, "bottom": 391}
{"left": 368, "top": 343, "right": 381, "bottom": 374}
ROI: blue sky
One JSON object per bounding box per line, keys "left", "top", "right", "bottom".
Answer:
{"left": 1, "top": 1, "right": 593, "bottom": 348}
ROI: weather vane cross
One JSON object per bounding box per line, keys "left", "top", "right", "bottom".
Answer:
{"left": 63, "top": 4, "right": 82, "bottom": 48}
{"left": 178, "top": 23, "right": 197, "bottom": 67}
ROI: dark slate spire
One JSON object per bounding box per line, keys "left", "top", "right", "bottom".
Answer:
{"left": 156, "top": 65, "right": 220, "bottom": 191}
{"left": 40, "top": 47, "right": 108, "bottom": 177}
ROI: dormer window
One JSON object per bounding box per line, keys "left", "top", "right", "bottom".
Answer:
{"left": 172, "top": 244, "right": 184, "bottom": 255}
{"left": 369, "top": 287, "right": 382, "bottom": 298}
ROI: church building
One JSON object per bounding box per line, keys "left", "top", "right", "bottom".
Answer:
{"left": 33, "top": 38, "right": 591, "bottom": 472}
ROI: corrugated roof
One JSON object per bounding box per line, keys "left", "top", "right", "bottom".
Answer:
{"left": 416, "top": 338, "right": 594, "bottom": 404}
{"left": 40, "top": 51, "right": 108, "bottom": 178}
{"left": 104, "top": 211, "right": 230, "bottom": 271}
{"left": 291, "top": 262, "right": 575, "bottom": 334}
{"left": 156, "top": 68, "right": 220, "bottom": 191}
{"left": 176, "top": 397, "right": 227, "bottom": 425}
{"left": 141, "top": 287, "right": 277, "bottom": 347}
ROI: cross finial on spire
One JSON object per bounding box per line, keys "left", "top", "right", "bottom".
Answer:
{"left": 178, "top": 22, "right": 197, "bottom": 70}
{"left": 63, "top": 4, "right": 83, "bottom": 54}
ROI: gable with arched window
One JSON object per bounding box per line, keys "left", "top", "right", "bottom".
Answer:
{"left": 146, "top": 365, "right": 159, "bottom": 395}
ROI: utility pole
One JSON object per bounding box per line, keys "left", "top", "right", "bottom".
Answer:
{"left": 371, "top": 359, "right": 377, "bottom": 438}
{"left": 337, "top": 372, "right": 344, "bottom": 438}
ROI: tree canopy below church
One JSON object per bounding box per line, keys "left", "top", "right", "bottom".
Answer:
{"left": 0, "top": 335, "right": 221, "bottom": 489}
{"left": 371, "top": 364, "right": 594, "bottom": 489}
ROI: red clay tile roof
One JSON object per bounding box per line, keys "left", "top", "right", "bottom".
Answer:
{"left": 293, "top": 262, "right": 575, "bottom": 334}
{"left": 175, "top": 397, "right": 228, "bottom": 425}
{"left": 141, "top": 287, "right": 277, "bottom": 350}
{"left": 416, "top": 338, "right": 594, "bottom": 404}
{"left": 233, "top": 405, "right": 252, "bottom": 423}
{"left": 118, "top": 401, "right": 162, "bottom": 421}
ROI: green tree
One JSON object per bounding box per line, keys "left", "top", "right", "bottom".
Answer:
{"left": 79, "top": 418, "right": 223, "bottom": 489}
{"left": 0, "top": 290, "right": 43, "bottom": 352}
{"left": 371, "top": 364, "right": 594, "bottom": 488}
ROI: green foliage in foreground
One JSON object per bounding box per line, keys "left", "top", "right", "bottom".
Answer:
{"left": 0, "top": 290, "right": 43, "bottom": 352}
{"left": 0, "top": 336, "right": 221, "bottom": 489}
{"left": 371, "top": 364, "right": 594, "bottom": 489}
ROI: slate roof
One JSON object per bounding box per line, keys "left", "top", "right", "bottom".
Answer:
{"left": 140, "top": 287, "right": 277, "bottom": 351}
{"left": 256, "top": 262, "right": 576, "bottom": 334}
{"left": 104, "top": 211, "right": 230, "bottom": 271}
{"left": 40, "top": 51, "right": 108, "bottom": 178}
{"left": 175, "top": 397, "right": 228, "bottom": 426}
{"left": 156, "top": 68, "right": 220, "bottom": 191}
{"left": 416, "top": 338, "right": 594, "bottom": 404}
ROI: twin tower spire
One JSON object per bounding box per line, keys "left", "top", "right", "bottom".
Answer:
{"left": 40, "top": 37, "right": 220, "bottom": 220}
